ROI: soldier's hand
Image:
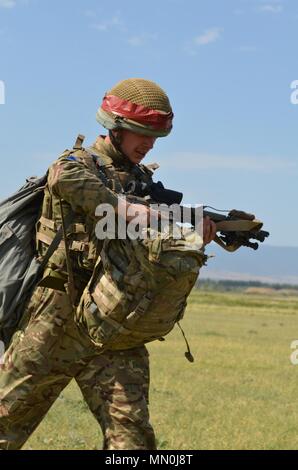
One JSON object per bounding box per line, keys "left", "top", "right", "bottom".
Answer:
{"left": 117, "top": 199, "right": 161, "bottom": 227}
{"left": 126, "top": 203, "right": 159, "bottom": 226}
{"left": 203, "top": 216, "right": 217, "bottom": 245}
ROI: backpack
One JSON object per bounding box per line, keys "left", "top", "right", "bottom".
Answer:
{"left": 0, "top": 175, "right": 47, "bottom": 346}
{"left": 0, "top": 174, "right": 73, "bottom": 348}
{"left": 76, "top": 227, "right": 206, "bottom": 352}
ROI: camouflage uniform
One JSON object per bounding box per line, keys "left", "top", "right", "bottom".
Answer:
{"left": 0, "top": 136, "right": 156, "bottom": 450}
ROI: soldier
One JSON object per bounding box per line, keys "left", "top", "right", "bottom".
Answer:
{"left": 0, "top": 78, "right": 216, "bottom": 450}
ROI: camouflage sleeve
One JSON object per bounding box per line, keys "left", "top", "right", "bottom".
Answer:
{"left": 47, "top": 151, "right": 119, "bottom": 218}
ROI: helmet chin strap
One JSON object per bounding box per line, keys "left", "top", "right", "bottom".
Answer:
{"left": 109, "top": 130, "right": 131, "bottom": 163}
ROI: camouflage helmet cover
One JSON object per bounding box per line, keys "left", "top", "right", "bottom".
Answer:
{"left": 96, "top": 78, "right": 174, "bottom": 137}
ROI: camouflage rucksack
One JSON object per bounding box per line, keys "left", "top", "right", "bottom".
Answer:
{"left": 76, "top": 227, "right": 206, "bottom": 351}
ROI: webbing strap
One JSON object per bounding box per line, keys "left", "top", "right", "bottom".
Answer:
{"left": 71, "top": 223, "right": 87, "bottom": 234}
{"left": 70, "top": 240, "right": 89, "bottom": 252}
{"left": 93, "top": 275, "right": 123, "bottom": 303}
{"left": 37, "top": 232, "right": 65, "bottom": 249}
{"left": 86, "top": 146, "right": 124, "bottom": 194}
{"left": 39, "top": 212, "right": 75, "bottom": 272}
{"left": 59, "top": 199, "right": 77, "bottom": 307}
{"left": 39, "top": 216, "right": 87, "bottom": 234}
{"left": 73, "top": 134, "right": 85, "bottom": 150}
{"left": 88, "top": 291, "right": 153, "bottom": 345}
{"left": 39, "top": 216, "right": 56, "bottom": 230}
{"left": 88, "top": 302, "right": 132, "bottom": 337}
{"left": 37, "top": 231, "right": 88, "bottom": 252}
{"left": 124, "top": 293, "right": 153, "bottom": 326}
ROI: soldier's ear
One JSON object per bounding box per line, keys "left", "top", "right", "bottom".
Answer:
{"left": 110, "top": 129, "right": 119, "bottom": 139}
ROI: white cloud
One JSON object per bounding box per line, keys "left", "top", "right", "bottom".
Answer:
{"left": 258, "top": 3, "right": 283, "bottom": 13}
{"left": 161, "top": 152, "right": 297, "bottom": 173}
{"left": 127, "top": 33, "right": 158, "bottom": 47}
{"left": 0, "top": 0, "right": 16, "bottom": 7}
{"left": 91, "top": 13, "right": 125, "bottom": 33}
{"left": 257, "top": 0, "right": 284, "bottom": 13}
{"left": 238, "top": 0, "right": 284, "bottom": 15}
{"left": 127, "top": 36, "right": 145, "bottom": 47}
{"left": 130, "top": 37, "right": 143, "bottom": 46}
{"left": 194, "top": 28, "right": 223, "bottom": 46}
{"left": 185, "top": 27, "right": 223, "bottom": 56}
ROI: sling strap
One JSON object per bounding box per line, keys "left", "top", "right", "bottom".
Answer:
{"left": 38, "top": 211, "right": 75, "bottom": 272}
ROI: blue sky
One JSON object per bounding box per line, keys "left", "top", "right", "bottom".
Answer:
{"left": 0, "top": 0, "right": 297, "bottom": 247}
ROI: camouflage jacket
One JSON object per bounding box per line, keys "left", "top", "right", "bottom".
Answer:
{"left": 36, "top": 135, "right": 155, "bottom": 295}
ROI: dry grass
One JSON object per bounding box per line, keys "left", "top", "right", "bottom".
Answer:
{"left": 24, "top": 290, "right": 298, "bottom": 450}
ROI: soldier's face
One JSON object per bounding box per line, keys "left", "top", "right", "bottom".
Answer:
{"left": 119, "top": 130, "right": 157, "bottom": 164}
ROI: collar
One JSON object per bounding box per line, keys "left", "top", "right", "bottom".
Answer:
{"left": 90, "top": 135, "right": 134, "bottom": 169}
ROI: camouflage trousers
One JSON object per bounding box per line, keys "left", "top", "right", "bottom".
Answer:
{"left": 0, "top": 286, "right": 156, "bottom": 450}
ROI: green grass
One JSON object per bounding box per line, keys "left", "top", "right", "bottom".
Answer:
{"left": 24, "top": 290, "right": 298, "bottom": 450}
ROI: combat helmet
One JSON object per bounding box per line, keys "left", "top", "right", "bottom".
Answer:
{"left": 96, "top": 78, "right": 173, "bottom": 137}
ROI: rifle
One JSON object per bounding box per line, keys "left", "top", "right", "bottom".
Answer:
{"left": 201, "top": 207, "right": 269, "bottom": 252}
{"left": 125, "top": 179, "right": 269, "bottom": 252}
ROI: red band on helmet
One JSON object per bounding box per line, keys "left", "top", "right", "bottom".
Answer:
{"left": 101, "top": 95, "right": 173, "bottom": 130}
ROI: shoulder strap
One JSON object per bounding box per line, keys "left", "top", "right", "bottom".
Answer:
{"left": 38, "top": 211, "right": 75, "bottom": 272}
{"left": 73, "top": 134, "right": 85, "bottom": 150}
{"left": 85, "top": 146, "right": 124, "bottom": 194}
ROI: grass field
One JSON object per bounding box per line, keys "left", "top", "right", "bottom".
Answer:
{"left": 24, "top": 290, "right": 298, "bottom": 450}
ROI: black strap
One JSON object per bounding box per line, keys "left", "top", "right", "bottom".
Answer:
{"left": 38, "top": 212, "right": 75, "bottom": 272}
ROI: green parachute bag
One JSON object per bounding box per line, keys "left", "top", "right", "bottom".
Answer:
{"left": 0, "top": 174, "right": 72, "bottom": 348}
{"left": 0, "top": 175, "right": 47, "bottom": 346}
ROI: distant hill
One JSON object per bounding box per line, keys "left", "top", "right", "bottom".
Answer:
{"left": 200, "top": 244, "right": 298, "bottom": 285}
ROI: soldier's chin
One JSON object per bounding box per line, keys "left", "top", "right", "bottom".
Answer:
{"left": 132, "top": 154, "right": 144, "bottom": 163}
